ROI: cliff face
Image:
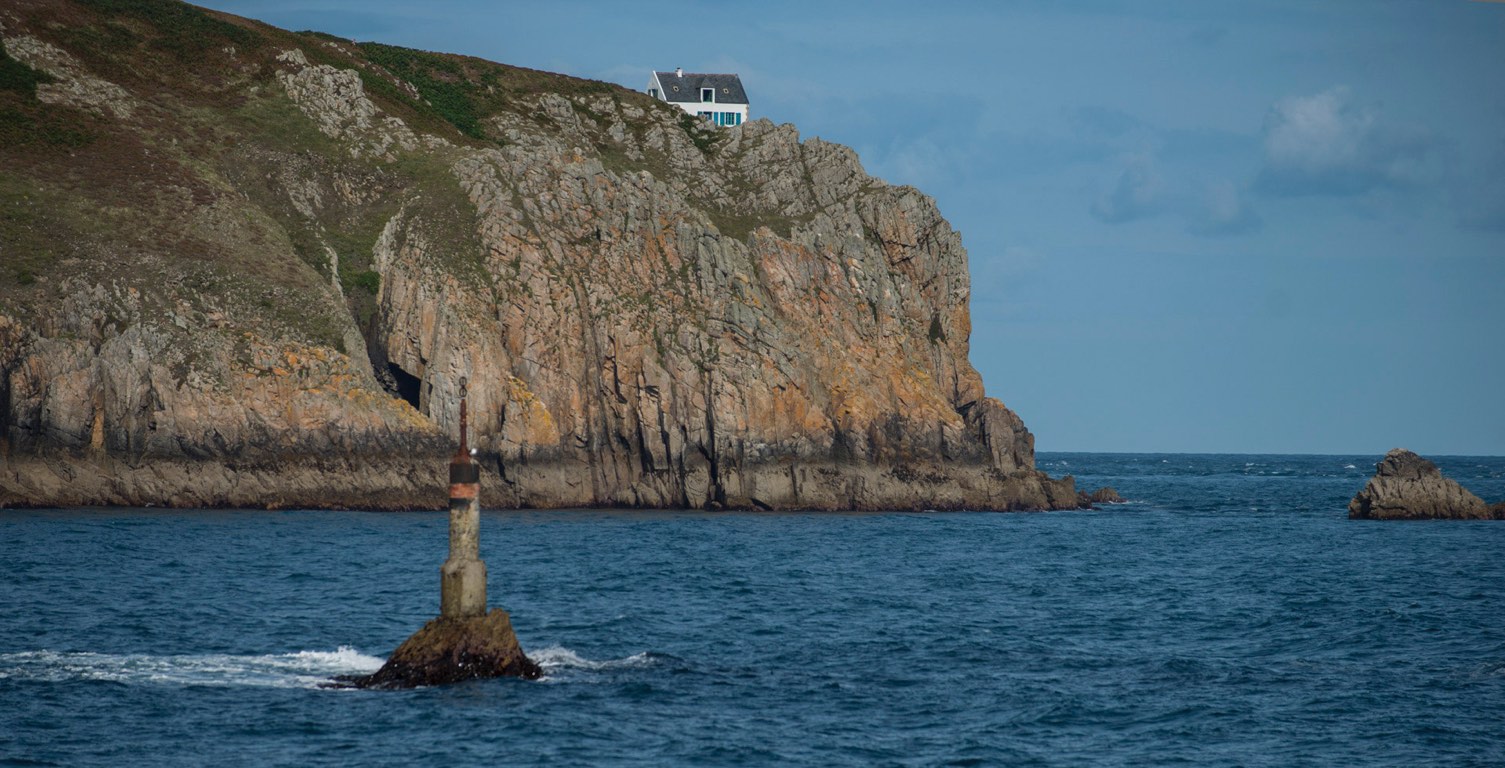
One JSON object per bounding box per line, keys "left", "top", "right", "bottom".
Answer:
{"left": 0, "top": 0, "right": 1076, "bottom": 510}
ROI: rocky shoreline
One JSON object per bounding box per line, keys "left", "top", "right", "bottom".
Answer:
{"left": 0, "top": 452, "right": 1085, "bottom": 511}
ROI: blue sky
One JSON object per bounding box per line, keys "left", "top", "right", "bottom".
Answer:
{"left": 200, "top": 0, "right": 1505, "bottom": 455}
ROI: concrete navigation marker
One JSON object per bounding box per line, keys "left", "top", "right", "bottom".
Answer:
{"left": 441, "top": 380, "right": 487, "bottom": 617}
{"left": 345, "top": 378, "right": 541, "bottom": 688}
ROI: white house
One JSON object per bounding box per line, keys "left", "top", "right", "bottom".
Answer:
{"left": 646, "top": 68, "right": 749, "bottom": 127}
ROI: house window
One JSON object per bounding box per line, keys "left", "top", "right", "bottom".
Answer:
{"left": 649, "top": 88, "right": 658, "bottom": 98}
{"left": 701, "top": 88, "right": 714, "bottom": 102}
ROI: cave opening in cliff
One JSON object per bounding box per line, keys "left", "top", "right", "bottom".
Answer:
{"left": 387, "top": 364, "right": 422, "bottom": 411}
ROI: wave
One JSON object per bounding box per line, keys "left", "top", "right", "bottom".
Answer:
{"left": 530, "top": 645, "right": 659, "bottom": 671}
{"left": 0, "top": 646, "right": 384, "bottom": 689}
{"left": 528, "top": 646, "right": 666, "bottom": 682}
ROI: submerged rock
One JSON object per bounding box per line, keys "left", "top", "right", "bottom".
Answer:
{"left": 345, "top": 610, "right": 540, "bottom": 689}
{"left": 1348, "top": 449, "right": 1491, "bottom": 520}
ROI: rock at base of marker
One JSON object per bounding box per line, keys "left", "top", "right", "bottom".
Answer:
{"left": 1348, "top": 448, "right": 1491, "bottom": 520}
{"left": 348, "top": 609, "right": 541, "bottom": 688}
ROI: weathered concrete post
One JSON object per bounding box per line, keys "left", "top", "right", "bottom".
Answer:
{"left": 342, "top": 375, "right": 540, "bottom": 688}
{"left": 440, "top": 378, "right": 487, "bottom": 617}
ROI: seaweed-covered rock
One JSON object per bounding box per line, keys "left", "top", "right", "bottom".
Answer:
{"left": 348, "top": 609, "right": 540, "bottom": 689}
{"left": 1348, "top": 449, "right": 1491, "bottom": 520}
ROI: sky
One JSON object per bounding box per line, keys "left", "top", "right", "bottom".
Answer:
{"left": 198, "top": 0, "right": 1505, "bottom": 456}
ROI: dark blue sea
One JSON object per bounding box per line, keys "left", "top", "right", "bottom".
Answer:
{"left": 3, "top": 453, "right": 1504, "bottom": 766}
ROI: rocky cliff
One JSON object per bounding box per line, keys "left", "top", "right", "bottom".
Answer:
{"left": 0, "top": 0, "right": 1077, "bottom": 510}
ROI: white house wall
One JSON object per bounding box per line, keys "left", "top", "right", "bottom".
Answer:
{"left": 645, "top": 72, "right": 750, "bottom": 125}
{"left": 675, "top": 102, "right": 749, "bottom": 124}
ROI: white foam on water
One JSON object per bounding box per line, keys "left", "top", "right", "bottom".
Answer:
{"left": 528, "top": 645, "right": 656, "bottom": 679}
{"left": 0, "top": 646, "right": 385, "bottom": 689}
{"left": 1344, "top": 464, "right": 1357, "bottom": 469}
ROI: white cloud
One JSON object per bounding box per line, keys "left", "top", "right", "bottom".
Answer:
{"left": 1256, "top": 86, "right": 1437, "bottom": 196}
{"left": 1189, "top": 180, "right": 1261, "bottom": 236}
{"left": 1090, "top": 153, "right": 1163, "bottom": 223}
{"left": 1089, "top": 157, "right": 1262, "bottom": 237}
{"left": 868, "top": 136, "right": 967, "bottom": 190}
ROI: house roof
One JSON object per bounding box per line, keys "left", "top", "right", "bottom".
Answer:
{"left": 652, "top": 72, "right": 749, "bottom": 105}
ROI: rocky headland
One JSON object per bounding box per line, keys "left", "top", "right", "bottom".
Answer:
{"left": 0, "top": 0, "right": 1078, "bottom": 511}
{"left": 1348, "top": 449, "right": 1501, "bottom": 520}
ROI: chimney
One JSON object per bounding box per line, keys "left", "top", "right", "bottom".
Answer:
{"left": 675, "top": 67, "right": 683, "bottom": 77}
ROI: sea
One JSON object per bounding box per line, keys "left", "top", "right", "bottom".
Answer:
{"left": 2, "top": 453, "right": 1503, "bottom": 766}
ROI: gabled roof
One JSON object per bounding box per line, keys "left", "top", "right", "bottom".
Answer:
{"left": 652, "top": 72, "right": 748, "bottom": 105}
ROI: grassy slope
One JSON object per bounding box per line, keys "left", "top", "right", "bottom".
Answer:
{"left": 0, "top": 0, "right": 709, "bottom": 355}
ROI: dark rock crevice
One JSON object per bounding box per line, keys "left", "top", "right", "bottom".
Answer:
{"left": 387, "top": 363, "right": 421, "bottom": 411}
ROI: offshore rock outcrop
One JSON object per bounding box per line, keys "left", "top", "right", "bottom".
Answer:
{"left": 1348, "top": 449, "right": 1496, "bottom": 520}
{"left": 1076, "top": 486, "right": 1123, "bottom": 508}
{"left": 0, "top": 0, "right": 1076, "bottom": 511}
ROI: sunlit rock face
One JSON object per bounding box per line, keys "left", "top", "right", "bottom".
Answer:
{"left": 1349, "top": 449, "right": 1493, "bottom": 520}
{"left": 0, "top": 1, "right": 1074, "bottom": 511}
